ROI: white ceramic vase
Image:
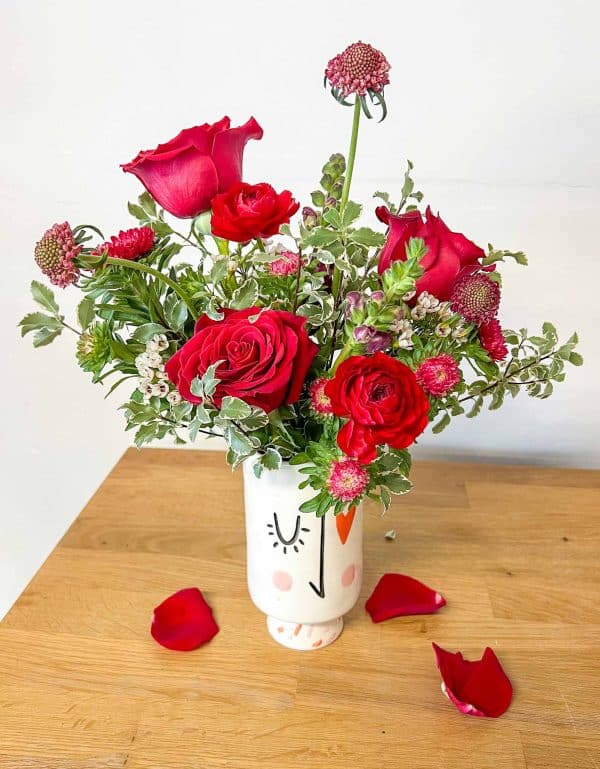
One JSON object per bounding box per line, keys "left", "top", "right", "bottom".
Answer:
{"left": 242, "top": 461, "right": 363, "bottom": 650}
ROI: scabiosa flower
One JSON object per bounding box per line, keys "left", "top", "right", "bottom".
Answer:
{"left": 451, "top": 273, "right": 500, "bottom": 324}
{"left": 416, "top": 354, "right": 461, "bottom": 398}
{"left": 95, "top": 226, "right": 155, "bottom": 261}
{"left": 326, "top": 457, "right": 369, "bottom": 503}
{"left": 268, "top": 250, "right": 302, "bottom": 277}
{"left": 325, "top": 41, "right": 390, "bottom": 97}
{"left": 479, "top": 318, "right": 509, "bottom": 361}
{"left": 34, "top": 222, "right": 81, "bottom": 288}
{"left": 309, "top": 377, "right": 334, "bottom": 417}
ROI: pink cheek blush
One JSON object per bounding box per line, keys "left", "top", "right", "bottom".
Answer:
{"left": 341, "top": 564, "right": 356, "bottom": 587}
{"left": 272, "top": 570, "right": 293, "bottom": 591}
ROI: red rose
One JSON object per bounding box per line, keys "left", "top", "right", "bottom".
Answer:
{"left": 121, "top": 117, "right": 263, "bottom": 219}
{"left": 325, "top": 352, "right": 429, "bottom": 464}
{"left": 376, "top": 206, "right": 485, "bottom": 301}
{"left": 211, "top": 182, "right": 299, "bottom": 242}
{"left": 165, "top": 307, "right": 317, "bottom": 413}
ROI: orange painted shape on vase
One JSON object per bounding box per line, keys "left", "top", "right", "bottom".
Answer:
{"left": 336, "top": 505, "right": 356, "bottom": 545}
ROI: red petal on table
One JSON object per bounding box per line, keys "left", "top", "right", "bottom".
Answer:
{"left": 432, "top": 643, "right": 513, "bottom": 718}
{"left": 151, "top": 587, "right": 219, "bottom": 651}
{"left": 365, "top": 573, "right": 446, "bottom": 622}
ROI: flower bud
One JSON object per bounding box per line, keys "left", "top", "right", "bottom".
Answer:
{"left": 302, "top": 206, "right": 318, "bottom": 229}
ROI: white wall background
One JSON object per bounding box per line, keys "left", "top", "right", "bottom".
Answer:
{"left": 1, "top": 0, "right": 599, "bottom": 619}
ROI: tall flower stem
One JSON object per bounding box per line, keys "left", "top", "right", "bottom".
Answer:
{"left": 104, "top": 257, "right": 196, "bottom": 317}
{"left": 340, "top": 98, "right": 362, "bottom": 213}
{"left": 331, "top": 97, "right": 362, "bottom": 358}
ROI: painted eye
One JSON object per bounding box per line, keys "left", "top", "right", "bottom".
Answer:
{"left": 267, "top": 513, "right": 310, "bottom": 554}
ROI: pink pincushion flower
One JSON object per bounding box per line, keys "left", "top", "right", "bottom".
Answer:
{"left": 34, "top": 222, "right": 81, "bottom": 288}
{"left": 479, "top": 319, "right": 508, "bottom": 361}
{"left": 325, "top": 41, "right": 390, "bottom": 97}
{"left": 326, "top": 457, "right": 369, "bottom": 502}
{"left": 451, "top": 273, "right": 500, "bottom": 324}
{"left": 96, "top": 226, "right": 156, "bottom": 261}
{"left": 309, "top": 377, "right": 334, "bottom": 416}
{"left": 268, "top": 250, "right": 302, "bottom": 277}
{"left": 416, "top": 354, "right": 461, "bottom": 398}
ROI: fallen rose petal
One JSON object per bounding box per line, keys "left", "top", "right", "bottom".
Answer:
{"left": 432, "top": 643, "right": 513, "bottom": 718}
{"left": 151, "top": 587, "right": 219, "bottom": 651}
{"left": 365, "top": 573, "right": 446, "bottom": 622}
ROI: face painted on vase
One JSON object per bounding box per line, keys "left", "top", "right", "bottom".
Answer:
{"left": 266, "top": 506, "right": 359, "bottom": 605}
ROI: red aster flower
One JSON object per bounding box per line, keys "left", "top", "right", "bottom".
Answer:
{"left": 325, "top": 41, "right": 390, "bottom": 97}
{"left": 151, "top": 587, "right": 219, "bottom": 651}
{"left": 432, "top": 643, "right": 513, "bottom": 718}
{"left": 34, "top": 222, "right": 81, "bottom": 288}
{"left": 326, "top": 457, "right": 368, "bottom": 503}
{"left": 451, "top": 273, "right": 500, "bottom": 324}
{"left": 366, "top": 574, "right": 446, "bottom": 623}
{"left": 268, "top": 250, "right": 302, "bottom": 277}
{"left": 309, "top": 377, "right": 334, "bottom": 417}
{"left": 479, "top": 318, "right": 509, "bottom": 361}
{"left": 96, "top": 226, "right": 156, "bottom": 261}
{"left": 416, "top": 354, "right": 461, "bottom": 398}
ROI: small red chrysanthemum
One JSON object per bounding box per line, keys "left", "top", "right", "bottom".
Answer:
{"left": 34, "top": 222, "right": 81, "bottom": 288}
{"left": 326, "top": 457, "right": 369, "bottom": 502}
{"left": 451, "top": 273, "right": 500, "bottom": 324}
{"left": 325, "top": 41, "right": 390, "bottom": 97}
{"left": 96, "top": 226, "right": 155, "bottom": 261}
{"left": 479, "top": 318, "right": 509, "bottom": 361}
{"left": 309, "top": 377, "right": 334, "bottom": 416}
{"left": 268, "top": 250, "right": 302, "bottom": 277}
{"left": 416, "top": 354, "right": 461, "bottom": 398}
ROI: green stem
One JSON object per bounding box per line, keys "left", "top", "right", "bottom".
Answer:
{"left": 330, "top": 339, "right": 356, "bottom": 374}
{"left": 339, "top": 98, "right": 362, "bottom": 213}
{"left": 333, "top": 98, "right": 362, "bottom": 301}
{"left": 214, "top": 237, "right": 230, "bottom": 256}
{"left": 104, "top": 257, "right": 196, "bottom": 317}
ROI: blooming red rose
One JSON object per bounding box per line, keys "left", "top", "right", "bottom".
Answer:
{"left": 324, "top": 352, "right": 429, "bottom": 464}
{"left": 211, "top": 182, "right": 299, "bottom": 242}
{"left": 121, "top": 117, "right": 263, "bottom": 218}
{"left": 376, "top": 206, "right": 485, "bottom": 301}
{"left": 165, "top": 307, "right": 317, "bottom": 413}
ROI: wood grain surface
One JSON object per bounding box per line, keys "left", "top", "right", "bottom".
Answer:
{"left": 1, "top": 449, "right": 599, "bottom": 768}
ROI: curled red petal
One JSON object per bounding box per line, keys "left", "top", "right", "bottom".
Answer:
{"left": 365, "top": 573, "right": 446, "bottom": 622}
{"left": 432, "top": 643, "right": 513, "bottom": 718}
{"left": 151, "top": 587, "right": 219, "bottom": 651}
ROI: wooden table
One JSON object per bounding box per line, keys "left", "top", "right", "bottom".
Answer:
{"left": 1, "top": 449, "right": 599, "bottom": 768}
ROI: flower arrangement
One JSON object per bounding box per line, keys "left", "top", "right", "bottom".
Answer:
{"left": 20, "top": 41, "right": 582, "bottom": 517}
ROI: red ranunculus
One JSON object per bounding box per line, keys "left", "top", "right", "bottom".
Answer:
{"left": 165, "top": 307, "right": 317, "bottom": 413}
{"left": 211, "top": 182, "right": 299, "bottom": 242}
{"left": 121, "top": 117, "right": 263, "bottom": 218}
{"left": 376, "top": 206, "right": 485, "bottom": 301}
{"left": 324, "top": 352, "right": 429, "bottom": 464}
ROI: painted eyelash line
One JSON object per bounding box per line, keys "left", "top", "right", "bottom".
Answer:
{"left": 267, "top": 514, "right": 309, "bottom": 554}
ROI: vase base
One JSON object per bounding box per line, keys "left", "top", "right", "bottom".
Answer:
{"left": 266, "top": 615, "right": 343, "bottom": 650}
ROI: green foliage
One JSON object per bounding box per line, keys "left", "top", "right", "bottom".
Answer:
{"left": 21, "top": 152, "right": 582, "bottom": 517}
